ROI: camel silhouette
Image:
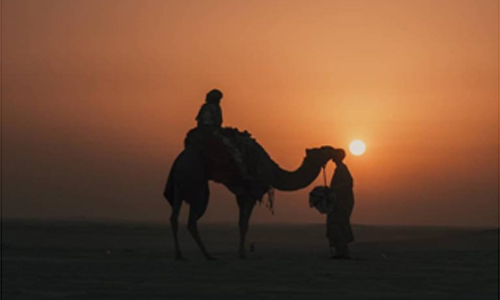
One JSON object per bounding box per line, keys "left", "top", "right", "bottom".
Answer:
{"left": 164, "top": 131, "right": 335, "bottom": 260}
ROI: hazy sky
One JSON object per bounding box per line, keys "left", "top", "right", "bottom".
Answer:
{"left": 2, "top": 0, "right": 499, "bottom": 226}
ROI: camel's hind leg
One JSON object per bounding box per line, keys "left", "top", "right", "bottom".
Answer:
{"left": 187, "top": 206, "right": 216, "bottom": 261}
{"left": 170, "top": 187, "right": 185, "bottom": 260}
{"left": 237, "top": 195, "right": 256, "bottom": 259}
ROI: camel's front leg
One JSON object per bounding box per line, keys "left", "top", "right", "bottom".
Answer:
{"left": 187, "top": 206, "right": 216, "bottom": 261}
{"left": 237, "top": 195, "right": 256, "bottom": 259}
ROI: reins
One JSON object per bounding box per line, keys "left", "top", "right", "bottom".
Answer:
{"left": 322, "top": 165, "right": 327, "bottom": 187}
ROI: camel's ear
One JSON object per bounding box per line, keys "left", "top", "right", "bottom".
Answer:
{"left": 306, "top": 149, "right": 312, "bottom": 156}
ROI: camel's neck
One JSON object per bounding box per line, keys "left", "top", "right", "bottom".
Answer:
{"left": 270, "top": 157, "right": 324, "bottom": 191}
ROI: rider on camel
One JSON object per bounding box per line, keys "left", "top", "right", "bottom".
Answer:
{"left": 195, "top": 89, "right": 252, "bottom": 180}
{"left": 196, "top": 89, "right": 223, "bottom": 128}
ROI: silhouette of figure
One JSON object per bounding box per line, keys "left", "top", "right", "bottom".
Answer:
{"left": 193, "top": 89, "right": 250, "bottom": 179}
{"left": 164, "top": 89, "right": 338, "bottom": 260}
{"left": 164, "top": 142, "right": 336, "bottom": 260}
{"left": 196, "top": 89, "right": 223, "bottom": 128}
{"left": 327, "top": 148, "right": 355, "bottom": 259}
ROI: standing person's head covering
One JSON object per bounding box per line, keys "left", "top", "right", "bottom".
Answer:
{"left": 332, "top": 148, "right": 346, "bottom": 164}
{"left": 206, "top": 89, "right": 223, "bottom": 104}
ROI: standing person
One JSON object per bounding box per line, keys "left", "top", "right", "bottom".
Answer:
{"left": 327, "top": 148, "right": 355, "bottom": 259}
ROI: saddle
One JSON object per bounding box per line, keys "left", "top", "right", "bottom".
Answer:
{"left": 185, "top": 127, "right": 272, "bottom": 183}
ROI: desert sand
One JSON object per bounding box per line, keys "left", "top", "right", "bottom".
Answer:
{"left": 2, "top": 220, "right": 498, "bottom": 299}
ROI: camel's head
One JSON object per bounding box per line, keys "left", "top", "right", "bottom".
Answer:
{"left": 305, "top": 146, "right": 336, "bottom": 166}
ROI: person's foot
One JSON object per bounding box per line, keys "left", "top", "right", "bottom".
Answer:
{"left": 330, "top": 254, "right": 351, "bottom": 260}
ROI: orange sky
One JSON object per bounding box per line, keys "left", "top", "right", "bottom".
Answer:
{"left": 2, "top": 0, "right": 499, "bottom": 226}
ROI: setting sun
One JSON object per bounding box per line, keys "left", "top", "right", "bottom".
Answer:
{"left": 349, "top": 140, "right": 366, "bottom": 156}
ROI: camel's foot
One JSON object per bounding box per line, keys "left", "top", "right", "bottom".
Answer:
{"left": 205, "top": 255, "right": 217, "bottom": 261}
{"left": 175, "top": 253, "right": 187, "bottom": 261}
{"left": 329, "top": 254, "right": 351, "bottom": 260}
{"left": 238, "top": 250, "right": 247, "bottom": 259}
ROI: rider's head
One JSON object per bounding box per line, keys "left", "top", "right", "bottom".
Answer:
{"left": 206, "top": 89, "right": 223, "bottom": 104}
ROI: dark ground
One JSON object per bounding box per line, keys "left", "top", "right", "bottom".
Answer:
{"left": 2, "top": 220, "right": 498, "bottom": 300}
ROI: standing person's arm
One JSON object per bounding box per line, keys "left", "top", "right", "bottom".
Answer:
{"left": 330, "top": 165, "right": 353, "bottom": 192}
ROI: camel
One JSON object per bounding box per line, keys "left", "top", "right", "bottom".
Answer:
{"left": 164, "top": 129, "right": 335, "bottom": 260}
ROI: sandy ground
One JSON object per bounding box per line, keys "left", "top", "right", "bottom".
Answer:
{"left": 2, "top": 220, "right": 498, "bottom": 300}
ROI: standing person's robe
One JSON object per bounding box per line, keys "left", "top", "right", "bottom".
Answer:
{"left": 326, "top": 163, "right": 355, "bottom": 246}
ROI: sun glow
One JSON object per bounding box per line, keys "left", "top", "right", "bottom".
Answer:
{"left": 349, "top": 140, "right": 366, "bottom": 156}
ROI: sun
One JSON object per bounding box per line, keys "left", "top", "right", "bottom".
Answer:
{"left": 349, "top": 139, "right": 366, "bottom": 156}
